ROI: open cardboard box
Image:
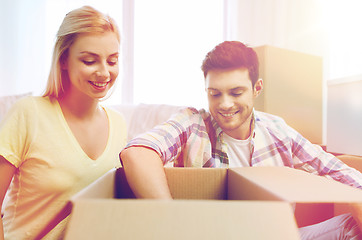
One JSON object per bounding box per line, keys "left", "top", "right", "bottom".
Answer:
{"left": 65, "top": 167, "right": 362, "bottom": 240}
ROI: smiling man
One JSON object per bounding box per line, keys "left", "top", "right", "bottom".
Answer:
{"left": 120, "top": 41, "right": 362, "bottom": 239}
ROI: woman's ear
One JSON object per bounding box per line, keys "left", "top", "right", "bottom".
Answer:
{"left": 59, "top": 51, "right": 68, "bottom": 70}
{"left": 254, "top": 78, "right": 263, "bottom": 97}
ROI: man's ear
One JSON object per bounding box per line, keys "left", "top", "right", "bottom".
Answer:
{"left": 253, "top": 78, "right": 263, "bottom": 97}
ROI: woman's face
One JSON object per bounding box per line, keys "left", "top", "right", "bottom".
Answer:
{"left": 63, "top": 31, "right": 120, "bottom": 100}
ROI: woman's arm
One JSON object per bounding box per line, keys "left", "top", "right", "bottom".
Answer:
{"left": 0, "top": 155, "right": 16, "bottom": 240}
{"left": 120, "top": 147, "right": 172, "bottom": 199}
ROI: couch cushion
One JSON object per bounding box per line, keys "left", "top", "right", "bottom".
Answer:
{"left": 111, "top": 103, "right": 185, "bottom": 140}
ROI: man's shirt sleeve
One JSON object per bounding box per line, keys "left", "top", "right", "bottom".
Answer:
{"left": 124, "top": 107, "right": 211, "bottom": 166}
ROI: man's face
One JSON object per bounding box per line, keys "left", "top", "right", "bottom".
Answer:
{"left": 205, "top": 68, "right": 262, "bottom": 140}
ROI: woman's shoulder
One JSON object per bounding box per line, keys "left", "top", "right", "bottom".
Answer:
{"left": 12, "top": 96, "right": 53, "bottom": 107}
{"left": 4, "top": 96, "right": 37, "bottom": 116}
{"left": 103, "top": 105, "right": 125, "bottom": 118}
{"left": 103, "top": 106, "right": 127, "bottom": 127}
{"left": 0, "top": 96, "right": 46, "bottom": 130}
{"left": 6, "top": 96, "right": 58, "bottom": 120}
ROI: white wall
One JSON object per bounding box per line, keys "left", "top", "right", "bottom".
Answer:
{"left": 327, "top": 78, "right": 362, "bottom": 155}
{"left": 227, "top": 0, "right": 326, "bottom": 56}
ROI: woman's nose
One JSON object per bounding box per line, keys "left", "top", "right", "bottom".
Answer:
{"left": 96, "top": 62, "right": 110, "bottom": 80}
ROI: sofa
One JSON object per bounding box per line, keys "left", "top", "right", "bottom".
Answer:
{"left": 110, "top": 103, "right": 185, "bottom": 142}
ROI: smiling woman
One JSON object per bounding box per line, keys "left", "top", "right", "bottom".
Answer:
{"left": 0, "top": 6, "right": 127, "bottom": 240}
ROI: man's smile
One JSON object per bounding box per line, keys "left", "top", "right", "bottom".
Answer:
{"left": 219, "top": 111, "right": 239, "bottom": 118}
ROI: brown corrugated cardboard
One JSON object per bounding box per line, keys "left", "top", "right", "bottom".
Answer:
{"left": 65, "top": 167, "right": 362, "bottom": 239}
{"left": 226, "top": 167, "right": 362, "bottom": 228}
{"left": 114, "top": 167, "right": 229, "bottom": 200}
{"left": 227, "top": 167, "right": 362, "bottom": 202}
{"left": 66, "top": 199, "right": 299, "bottom": 240}
{"left": 166, "top": 168, "right": 228, "bottom": 199}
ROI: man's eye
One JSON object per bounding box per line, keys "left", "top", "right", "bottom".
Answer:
{"left": 209, "top": 92, "right": 220, "bottom": 97}
{"left": 232, "top": 92, "right": 242, "bottom": 97}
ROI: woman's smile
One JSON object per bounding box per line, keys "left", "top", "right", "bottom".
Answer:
{"left": 89, "top": 80, "right": 111, "bottom": 90}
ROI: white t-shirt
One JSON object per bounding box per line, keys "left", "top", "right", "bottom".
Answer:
{"left": 223, "top": 133, "right": 251, "bottom": 167}
{"left": 0, "top": 96, "right": 127, "bottom": 239}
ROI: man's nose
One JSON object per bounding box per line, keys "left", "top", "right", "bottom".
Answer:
{"left": 219, "top": 95, "right": 234, "bottom": 109}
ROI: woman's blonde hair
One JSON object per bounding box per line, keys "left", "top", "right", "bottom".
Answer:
{"left": 43, "top": 6, "right": 120, "bottom": 98}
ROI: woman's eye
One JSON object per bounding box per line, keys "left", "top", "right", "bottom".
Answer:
{"left": 108, "top": 59, "right": 118, "bottom": 66}
{"left": 232, "top": 92, "right": 242, "bottom": 97}
{"left": 82, "top": 60, "right": 95, "bottom": 65}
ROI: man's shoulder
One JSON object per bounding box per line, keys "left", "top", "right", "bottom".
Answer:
{"left": 254, "top": 110, "right": 292, "bottom": 137}
{"left": 172, "top": 107, "right": 213, "bottom": 132}
{"left": 177, "top": 107, "right": 211, "bottom": 120}
{"left": 254, "top": 110, "right": 286, "bottom": 124}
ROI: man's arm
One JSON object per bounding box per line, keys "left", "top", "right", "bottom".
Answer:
{"left": 120, "top": 147, "right": 173, "bottom": 199}
{"left": 278, "top": 118, "right": 362, "bottom": 188}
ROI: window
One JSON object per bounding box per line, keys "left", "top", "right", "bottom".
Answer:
{"left": 1, "top": 0, "right": 224, "bottom": 107}
{"left": 133, "top": 0, "right": 224, "bottom": 108}
{"left": 322, "top": 0, "right": 362, "bottom": 80}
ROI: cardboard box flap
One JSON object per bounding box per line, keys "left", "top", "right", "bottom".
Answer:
{"left": 228, "top": 167, "right": 362, "bottom": 202}
{"left": 65, "top": 199, "right": 300, "bottom": 240}
{"left": 91, "top": 167, "right": 362, "bottom": 203}
{"left": 228, "top": 168, "right": 284, "bottom": 201}
{"left": 72, "top": 168, "right": 117, "bottom": 200}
